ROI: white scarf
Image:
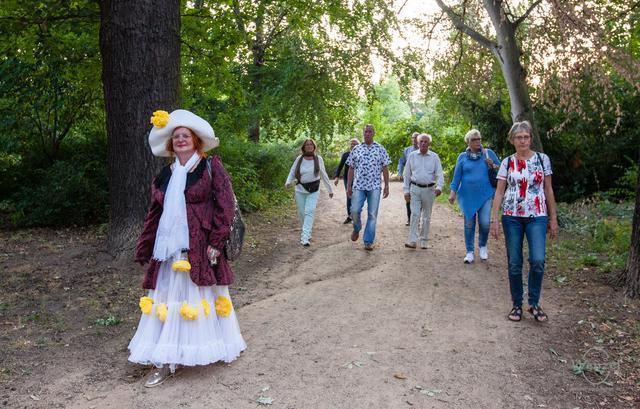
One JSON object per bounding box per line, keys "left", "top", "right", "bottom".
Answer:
{"left": 152, "top": 152, "right": 201, "bottom": 261}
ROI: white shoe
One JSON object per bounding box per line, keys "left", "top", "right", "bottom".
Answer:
{"left": 479, "top": 246, "right": 488, "bottom": 261}
{"left": 463, "top": 252, "right": 474, "bottom": 264}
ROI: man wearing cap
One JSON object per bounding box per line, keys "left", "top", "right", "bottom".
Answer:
{"left": 403, "top": 133, "right": 444, "bottom": 249}
{"left": 346, "top": 124, "right": 391, "bottom": 251}
{"left": 397, "top": 132, "right": 419, "bottom": 226}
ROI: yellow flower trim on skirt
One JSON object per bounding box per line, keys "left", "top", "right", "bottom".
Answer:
{"left": 150, "top": 110, "right": 170, "bottom": 128}
{"left": 139, "top": 296, "right": 153, "bottom": 315}
{"left": 215, "top": 296, "right": 233, "bottom": 318}
{"left": 156, "top": 303, "right": 168, "bottom": 322}
{"left": 172, "top": 259, "right": 191, "bottom": 273}
{"left": 180, "top": 302, "right": 199, "bottom": 321}
{"left": 201, "top": 299, "right": 211, "bottom": 317}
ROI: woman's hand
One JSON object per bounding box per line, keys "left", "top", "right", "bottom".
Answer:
{"left": 329, "top": 192, "right": 334, "bottom": 198}
{"left": 448, "top": 191, "right": 456, "bottom": 204}
{"left": 485, "top": 158, "right": 494, "bottom": 167}
{"left": 207, "top": 245, "right": 219, "bottom": 266}
{"left": 404, "top": 193, "right": 411, "bottom": 203}
{"left": 490, "top": 220, "right": 500, "bottom": 239}
{"left": 548, "top": 217, "right": 558, "bottom": 239}
{"left": 333, "top": 177, "right": 339, "bottom": 186}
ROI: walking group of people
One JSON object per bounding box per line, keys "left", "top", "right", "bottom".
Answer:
{"left": 128, "top": 109, "right": 557, "bottom": 388}
{"left": 285, "top": 122, "right": 557, "bottom": 324}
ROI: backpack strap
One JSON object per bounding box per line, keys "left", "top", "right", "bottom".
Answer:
{"left": 206, "top": 156, "right": 212, "bottom": 179}
{"left": 536, "top": 152, "right": 545, "bottom": 173}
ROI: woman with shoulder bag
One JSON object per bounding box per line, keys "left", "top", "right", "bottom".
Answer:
{"left": 448, "top": 129, "right": 500, "bottom": 263}
{"left": 285, "top": 138, "right": 334, "bottom": 246}
{"left": 490, "top": 121, "right": 558, "bottom": 323}
{"left": 130, "top": 109, "right": 246, "bottom": 388}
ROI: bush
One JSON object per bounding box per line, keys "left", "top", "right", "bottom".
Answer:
{"left": 9, "top": 160, "right": 108, "bottom": 227}
{"left": 216, "top": 140, "right": 298, "bottom": 212}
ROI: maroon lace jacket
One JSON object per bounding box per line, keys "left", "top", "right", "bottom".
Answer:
{"left": 135, "top": 155, "right": 236, "bottom": 289}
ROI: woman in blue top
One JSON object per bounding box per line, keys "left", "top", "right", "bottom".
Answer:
{"left": 448, "top": 129, "right": 500, "bottom": 263}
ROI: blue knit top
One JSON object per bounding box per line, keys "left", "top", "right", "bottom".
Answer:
{"left": 449, "top": 147, "right": 500, "bottom": 220}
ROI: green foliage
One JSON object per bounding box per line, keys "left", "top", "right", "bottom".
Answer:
{"left": 216, "top": 140, "right": 298, "bottom": 212}
{"left": 180, "top": 0, "right": 417, "bottom": 142}
{"left": 550, "top": 198, "right": 632, "bottom": 275}
{"left": 9, "top": 159, "right": 108, "bottom": 227}
{"left": 95, "top": 315, "right": 121, "bottom": 327}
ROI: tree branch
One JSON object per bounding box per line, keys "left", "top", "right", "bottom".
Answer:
{"left": 435, "top": 0, "right": 497, "bottom": 52}
{"left": 513, "top": 0, "right": 543, "bottom": 28}
{"left": 264, "top": 7, "right": 287, "bottom": 50}
{"left": 231, "top": 0, "right": 248, "bottom": 45}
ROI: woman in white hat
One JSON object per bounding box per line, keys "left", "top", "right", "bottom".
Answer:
{"left": 129, "top": 109, "right": 246, "bottom": 387}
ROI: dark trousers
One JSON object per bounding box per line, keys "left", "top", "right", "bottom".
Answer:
{"left": 406, "top": 202, "right": 411, "bottom": 222}
{"left": 343, "top": 178, "right": 352, "bottom": 217}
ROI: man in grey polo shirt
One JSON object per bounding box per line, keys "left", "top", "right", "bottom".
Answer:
{"left": 403, "top": 133, "right": 444, "bottom": 249}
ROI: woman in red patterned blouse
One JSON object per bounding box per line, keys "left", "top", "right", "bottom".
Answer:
{"left": 490, "top": 121, "right": 558, "bottom": 323}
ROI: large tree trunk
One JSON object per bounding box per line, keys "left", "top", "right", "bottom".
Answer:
{"left": 483, "top": 0, "right": 542, "bottom": 151}
{"left": 99, "top": 0, "right": 180, "bottom": 256}
{"left": 618, "top": 153, "right": 640, "bottom": 297}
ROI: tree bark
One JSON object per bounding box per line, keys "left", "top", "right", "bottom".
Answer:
{"left": 247, "top": 46, "right": 265, "bottom": 143}
{"left": 483, "top": 0, "right": 542, "bottom": 151}
{"left": 435, "top": 0, "right": 543, "bottom": 150}
{"left": 99, "top": 0, "right": 180, "bottom": 255}
{"left": 619, "top": 152, "right": 640, "bottom": 297}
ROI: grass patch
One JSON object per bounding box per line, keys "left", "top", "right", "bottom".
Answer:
{"left": 549, "top": 197, "right": 632, "bottom": 278}
{"left": 95, "top": 315, "right": 122, "bottom": 327}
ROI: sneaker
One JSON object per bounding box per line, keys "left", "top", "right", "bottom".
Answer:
{"left": 420, "top": 241, "right": 428, "bottom": 249}
{"left": 343, "top": 217, "right": 352, "bottom": 224}
{"left": 463, "top": 252, "right": 474, "bottom": 264}
{"left": 364, "top": 243, "right": 374, "bottom": 251}
{"left": 405, "top": 220, "right": 410, "bottom": 226}
{"left": 404, "top": 242, "right": 417, "bottom": 249}
{"left": 351, "top": 230, "right": 359, "bottom": 242}
{"left": 302, "top": 242, "right": 310, "bottom": 247}
{"left": 479, "top": 246, "right": 488, "bottom": 260}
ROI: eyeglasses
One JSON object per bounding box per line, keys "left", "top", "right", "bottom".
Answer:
{"left": 469, "top": 138, "right": 481, "bottom": 142}
{"left": 513, "top": 135, "right": 531, "bottom": 141}
{"left": 172, "top": 133, "right": 192, "bottom": 140}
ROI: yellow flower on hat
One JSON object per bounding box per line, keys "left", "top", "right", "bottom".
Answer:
{"left": 180, "top": 302, "right": 198, "bottom": 321}
{"left": 150, "top": 110, "right": 170, "bottom": 128}
{"left": 201, "top": 299, "right": 211, "bottom": 317}
{"left": 215, "top": 296, "right": 233, "bottom": 318}
{"left": 139, "top": 296, "right": 154, "bottom": 315}
{"left": 156, "top": 303, "right": 168, "bottom": 322}
{"left": 172, "top": 259, "right": 191, "bottom": 273}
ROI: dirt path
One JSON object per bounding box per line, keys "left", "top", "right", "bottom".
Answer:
{"left": 6, "top": 182, "right": 625, "bottom": 408}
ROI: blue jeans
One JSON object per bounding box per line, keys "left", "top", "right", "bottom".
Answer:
{"left": 350, "top": 188, "right": 381, "bottom": 245}
{"left": 342, "top": 178, "right": 352, "bottom": 217}
{"left": 502, "top": 216, "right": 548, "bottom": 307}
{"left": 463, "top": 198, "right": 492, "bottom": 252}
{"left": 295, "top": 190, "right": 320, "bottom": 244}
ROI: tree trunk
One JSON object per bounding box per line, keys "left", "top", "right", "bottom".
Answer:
{"left": 618, "top": 153, "right": 640, "bottom": 297}
{"left": 483, "top": 0, "right": 542, "bottom": 151}
{"left": 246, "top": 36, "right": 265, "bottom": 143}
{"left": 99, "top": 0, "right": 180, "bottom": 256}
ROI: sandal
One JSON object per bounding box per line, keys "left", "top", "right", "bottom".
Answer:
{"left": 528, "top": 305, "right": 548, "bottom": 322}
{"left": 507, "top": 306, "right": 522, "bottom": 322}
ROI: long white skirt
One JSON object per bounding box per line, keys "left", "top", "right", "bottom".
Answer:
{"left": 128, "top": 258, "right": 246, "bottom": 372}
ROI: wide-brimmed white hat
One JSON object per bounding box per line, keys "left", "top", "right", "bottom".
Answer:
{"left": 148, "top": 109, "right": 219, "bottom": 157}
